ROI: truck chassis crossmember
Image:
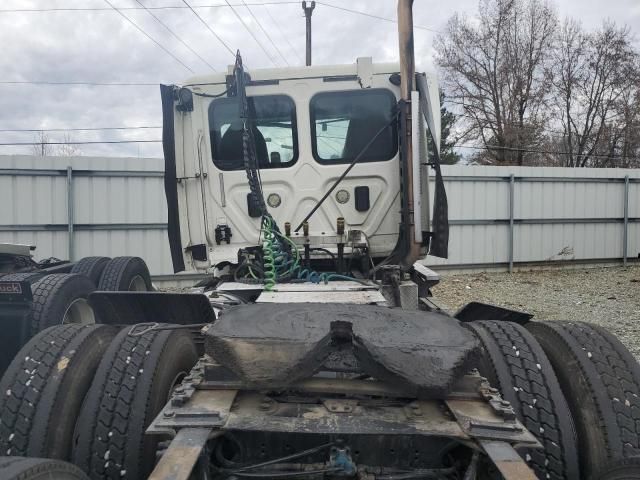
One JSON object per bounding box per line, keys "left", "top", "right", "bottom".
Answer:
{"left": 148, "top": 361, "right": 539, "bottom": 480}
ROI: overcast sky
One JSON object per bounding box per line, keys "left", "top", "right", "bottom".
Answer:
{"left": 0, "top": 0, "right": 638, "bottom": 159}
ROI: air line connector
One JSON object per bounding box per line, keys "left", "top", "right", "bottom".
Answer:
{"left": 336, "top": 217, "right": 345, "bottom": 275}
{"left": 284, "top": 222, "right": 291, "bottom": 237}
{"left": 303, "top": 221, "right": 310, "bottom": 268}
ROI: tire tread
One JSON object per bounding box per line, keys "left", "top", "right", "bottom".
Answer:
{"left": 0, "top": 325, "right": 114, "bottom": 459}
{"left": 73, "top": 326, "right": 197, "bottom": 479}
{"left": 528, "top": 321, "right": 640, "bottom": 469}
{"left": 470, "top": 320, "right": 579, "bottom": 480}
{"left": 97, "top": 257, "right": 151, "bottom": 291}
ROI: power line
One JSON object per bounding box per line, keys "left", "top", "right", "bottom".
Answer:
{"left": 262, "top": 4, "right": 303, "bottom": 64}
{"left": 181, "top": 0, "right": 236, "bottom": 58}
{"left": 0, "top": 126, "right": 161, "bottom": 133}
{"left": 315, "top": 2, "right": 441, "bottom": 34}
{"left": 0, "top": 3, "right": 300, "bottom": 13}
{"left": 241, "top": 0, "right": 289, "bottom": 66}
{"left": 0, "top": 81, "right": 158, "bottom": 86}
{"left": 456, "top": 144, "right": 640, "bottom": 162}
{"left": 224, "top": 0, "right": 277, "bottom": 65}
{"left": 133, "top": 0, "right": 217, "bottom": 71}
{"left": 103, "top": 0, "right": 195, "bottom": 73}
{"left": 0, "top": 140, "right": 161, "bottom": 146}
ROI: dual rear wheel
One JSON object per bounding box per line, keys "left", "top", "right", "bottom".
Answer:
{"left": 0, "top": 323, "right": 198, "bottom": 480}
{"left": 8, "top": 256, "right": 152, "bottom": 339}
{"left": 472, "top": 319, "right": 640, "bottom": 480}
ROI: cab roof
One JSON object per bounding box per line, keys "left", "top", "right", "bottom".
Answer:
{"left": 181, "top": 58, "right": 434, "bottom": 87}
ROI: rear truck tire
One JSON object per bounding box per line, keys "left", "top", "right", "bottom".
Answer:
{"left": 0, "top": 456, "right": 89, "bottom": 480}
{"left": 30, "top": 274, "right": 97, "bottom": 335}
{"left": 0, "top": 272, "right": 46, "bottom": 285}
{"left": 526, "top": 321, "right": 640, "bottom": 479}
{"left": 71, "top": 257, "right": 110, "bottom": 286}
{"left": 72, "top": 325, "right": 198, "bottom": 479}
{"left": 0, "top": 324, "right": 117, "bottom": 461}
{"left": 468, "top": 320, "right": 579, "bottom": 480}
{"left": 593, "top": 457, "right": 640, "bottom": 480}
{"left": 97, "top": 257, "right": 152, "bottom": 291}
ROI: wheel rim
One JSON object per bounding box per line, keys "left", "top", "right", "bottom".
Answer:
{"left": 63, "top": 298, "right": 96, "bottom": 325}
{"left": 129, "top": 275, "right": 147, "bottom": 291}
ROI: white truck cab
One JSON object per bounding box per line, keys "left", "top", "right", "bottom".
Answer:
{"left": 162, "top": 57, "right": 444, "bottom": 274}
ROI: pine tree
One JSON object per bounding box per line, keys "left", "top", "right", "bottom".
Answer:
{"left": 428, "top": 91, "right": 460, "bottom": 164}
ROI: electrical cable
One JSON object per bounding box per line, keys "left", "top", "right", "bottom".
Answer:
{"left": 0, "top": 140, "right": 160, "bottom": 146}
{"left": 0, "top": 126, "right": 161, "bottom": 132}
{"left": 241, "top": 0, "right": 290, "bottom": 66}
{"left": 133, "top": 0, "right": 218, "bottom": 71}
{"left": 262, "top": 4, "right": 304, "bottom": 64}
{"left": 308, "top": 247, "right": 336, "bottom": 261}
{"left": 315, "top": 2, "right": 441, "bottom": 33}
{"left": 0, "top": 3, "right": 300, "bottom": 13}
{"left": 230, "top": 468, "right": 344, "bottom": 478}
{"left": 192, "top": 88, "right": 231, "bottom": 98}
{"left": 103, "top": 0, "right": 195, "bottom": 73}
{"left": 374, "top": 466, "right": 457, "bottom": 480}
{"left": 0, "top": 81, "right": 158, "bottom": 86}
{"left": 456, "top": 143, "right": 640, "bottom": 162}
{"left": 231, "top": 442, "right": 334, "bottom": 472}
{"left": 224, "top": 0, "right": 278, "bottom": 66}
{"left": 181, "top": 0, "right": 237, "bottom": 58}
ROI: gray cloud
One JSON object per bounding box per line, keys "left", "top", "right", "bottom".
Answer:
{"left": 0, "top": 0, "right": 637, "bottom": 158}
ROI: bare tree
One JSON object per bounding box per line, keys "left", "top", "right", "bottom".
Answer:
{"left": 30, "top": 131, "right": 82, "bottom": 157}
{"left": 590, "top": 86, "right": 640, "bottom": 168}
{"left": 31, "top": 131, "right": 54, "bottom": 157}
{"left": 436, "top": 0, "right": 557, "bottom": 165}
{"left": 56, "top": 133, "right": 82, "bottom": 157}
{"left": 551, "top": 20, "right": 637, "bottom": 167}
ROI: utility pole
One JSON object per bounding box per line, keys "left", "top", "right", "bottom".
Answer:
{"left": 302, "top": 1, "right": 315, "bottom": 66}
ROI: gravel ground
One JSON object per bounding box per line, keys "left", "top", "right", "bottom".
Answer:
{"left": 432, "top": 265, "right": 640, "bottom": 358}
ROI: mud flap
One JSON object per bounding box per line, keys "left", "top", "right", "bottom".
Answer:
{"left": 89, "top": 291, "right": 215, "bottom": 326}
{"left": 416, "top": 73, "right": 449, "bottom": 259}
{"left": 0, "top": 281, "right": 33, "bottom": 374}
{"left": 455, "top": 301, "right": 533, "bottom": 325}
{"left": 161, "top": 84, "right": 186, "bottom": 273}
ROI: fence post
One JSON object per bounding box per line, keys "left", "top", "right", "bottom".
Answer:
{"left": 623, "top": 175, "right": 629, "bottom": 267}
{"left": 66, "top": 166, "right": 74, "bottom": 261}
{"left": 508, "top": 174, "right": 515, "bottom": 273}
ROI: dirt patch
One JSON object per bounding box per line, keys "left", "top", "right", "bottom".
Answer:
{"left": 432, "top": 265, "right": 640, "bottom": 358}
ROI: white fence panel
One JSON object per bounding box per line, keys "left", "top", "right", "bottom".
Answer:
{"left": 426, "top": 165, "right": 640, "bottom": 270}
{"left": 1, "top": 155, "right": 639, "bottom": 280}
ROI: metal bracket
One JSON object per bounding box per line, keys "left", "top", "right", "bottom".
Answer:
{"left": 356, "top": 57, "right": 373, "bottom": 88}
{"left": 323, "top": 399, "right": 358, "bottom": 414}
{"left": 446, "top": 372, "right": 539, "bottom": 446}
{"left": 148, "top": 360, "right": 237, "bottom": 434}
{"left": 148, "top": 428, "right": 217, "bottom": 480}
{"left": 480, "top": 440, "right": 538, "bottom": 480}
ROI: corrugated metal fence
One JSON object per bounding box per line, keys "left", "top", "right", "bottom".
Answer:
{"left": 0, "top": 155, "right": 174, "bottom": 280}
{"left": 1, "top": 155, "right": 638, "bottom": 283}
{"left": 430, "top": 165, "right": 639, "bottom": 271}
